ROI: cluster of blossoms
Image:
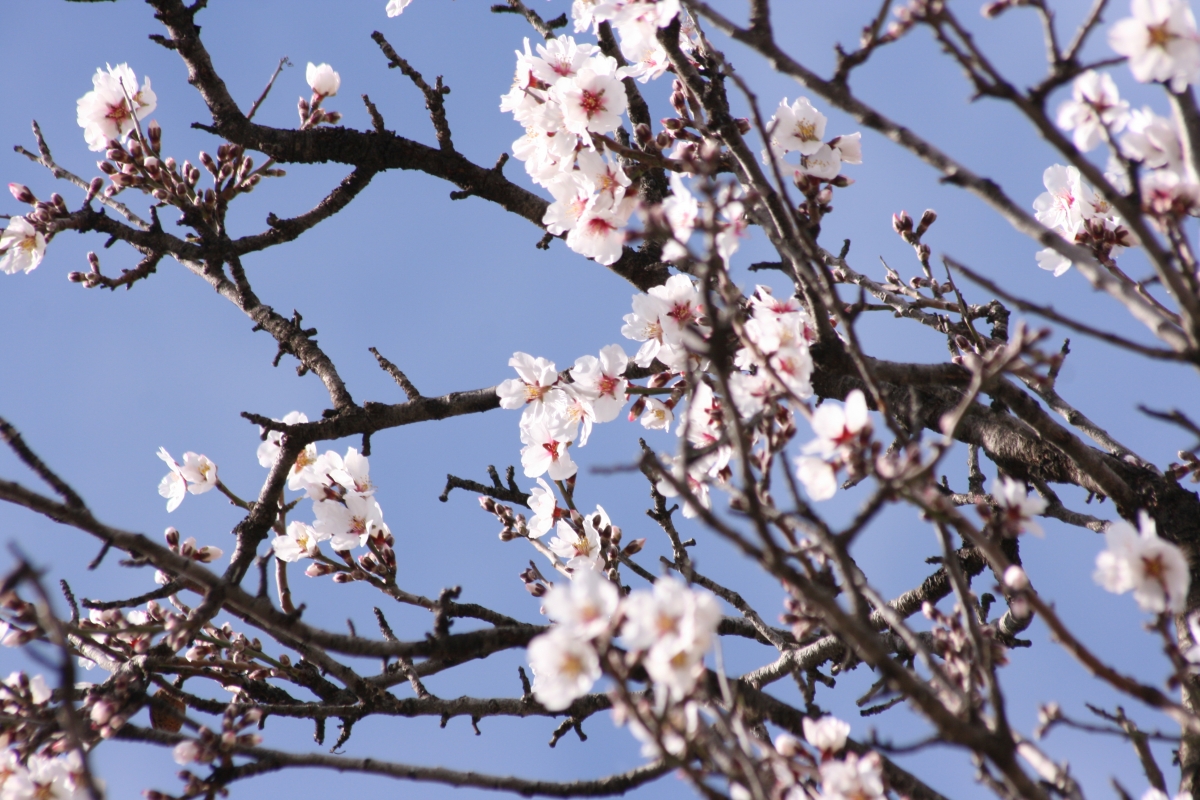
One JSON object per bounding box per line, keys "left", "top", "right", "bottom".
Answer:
{"left": 152, "top": 411, "right": 389, "bottom": 577}
{"left": 763, "top": 96, "right": 863, "bottom": 182}
{"left": 0, "top": 750, "right": 98, "bottom": 800}
{"left": 1036, "top": 0, "right": 1200, "bottom": 273}
{"left": 255, "top": 412, "right": 392, "bottom": 571}
{"left": 500, "top": 0, "right": 701, "bottom": 265}
{"left": 764, "top": 716, "right": 885, "bottom": 800}
{"left": 527, "top": 571, "right": 720, "bottom": 710}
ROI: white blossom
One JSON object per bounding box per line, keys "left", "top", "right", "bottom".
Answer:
{"left": 528, "top": 477, "right": 559, "bottom": 538}
{"left": 804, "top": 390, "right": 871, "bottom": 458}
{"left": 520, "top": 420, "right": 578, "bottom": 480}
{"left": 795, "top": 455, "right": 838, "bottom": 501}
{"left": 272, "top": 520, "right": 327, "bottom": 562}
{"left": 1095, "top": 511, "right": 1190, "bottom": 613}
{"left": 1056, "top": 70, "right": 1130, "bottom": 151}
{"left": 556, "top": 67, "right": 627, "bottom": 141}
{"left": 767, "top": 97, "right": 828, "bottom": 157}
{"left": 1109, "top": 0, "right": 1200, "bottom": 92}
{"left": 570, "top": 344, "right": 629, "bottom": 422}
{"left": 543, "top": 567, "right": 620, "bottom": 638}
{"left": 527, "top": 627, "right": 600, "bottom": 710}
{"left": 803, "top": 715, "right": 850, "bottom": 754}
{"left": 1121, "top": 107, "right": 1183, "bottom": 169}
{"left": 314, "top": 493, "right": 387, "bottom": 551}
{"left": 992, "top": 477, "right": 1048, "bottom": 536}
{"left": 256, "top": 411, "right": 308, "bottom": 467}
{"left": 497, "top": 352, "right": 566, "bottom": 428}
{"left": 385, "top": 0, "right": 413, "bottom": 15}
{"left": 306, "top": 63, "right": 341, "bottom": 98}
{"left": 819, "top": 752, "right": 885, "bottom": 800}
{"left": 638, "top": 397, "right": 674, "bottom": 431}
{"left": 76, "top": 63, "right": 157, "bottom": 151}
{"left": 0, "top": 217, "right": 46, "bottom": 275}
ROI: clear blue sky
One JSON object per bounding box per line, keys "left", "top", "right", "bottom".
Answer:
{"left": 0, "top": 1, "right": 1195, "bottom": 797}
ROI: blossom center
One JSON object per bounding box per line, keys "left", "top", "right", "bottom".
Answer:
{"left": 793, "top": 120, "right": 818, "bottom": 141}
{"left": 579, "top": 89, "right": 607, "bottom": 118}
{"left": 1147, "top": 21, "right": 1176, "bottom": 49}
{"left": 598, "top": 374, "right": 620, "bottom": 398}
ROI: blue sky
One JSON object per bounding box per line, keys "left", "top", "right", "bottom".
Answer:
{"left": 0, "top": 0, "right": 1196, "bottom": 797}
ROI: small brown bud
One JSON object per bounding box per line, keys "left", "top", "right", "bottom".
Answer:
{"left": 623, "top": 538, "right": 646, "bottom": 555}
{"left": 525, "top": 582, "right": 547, "bottom": 597}
{"left": 735, "top": 117, "right": 752, "bottom": 135}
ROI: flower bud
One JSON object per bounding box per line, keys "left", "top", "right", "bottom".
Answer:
{"left": 525, "top": 582, "right": 547, "bottom": 597}
{"left": 165, "top": 527, "right": 180, "bottom": 548}
{"left": 1003, "top": 565, "right": 1029, "bottom": 591}
{"left": 332, "top": 572, "right": 356, "bottom": 583}
{"left": 892, "top": 210, "right": 913, "bottom": 235}
{"left": 735, "top": 117, "right": 752, "bottom": 135}
{"left": 623, "top": 537, "right": 645, "bottom": 556}
{"left": 8, "top": 184, "right": 34, "bottom": 204}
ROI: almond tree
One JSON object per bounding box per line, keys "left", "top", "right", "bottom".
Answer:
{"left": 1, "top": 1, "right": 1200, "bottom": 799}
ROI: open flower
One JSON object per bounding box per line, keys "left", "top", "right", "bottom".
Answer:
{"left": 992, "top": 477, "right": 1048, "bottom": 536}
{"left": 272, "top": 521, "right": 328, "bottom": 562}
{"left": 1095, "top": 511, "right": 1190, "bottom": 613}
{"left": 528, "top": 627, "right": 600, "bottom": 710}
{"left": 314, "top": 493, "right": 387, "bottom": 551}
{"left": 542, "top": 567, "right": 620, "bottom": 639}
{"left": 1109, "top": 0, "right": 1200, "bottom": 92}
{"left": 1055, "top": 70, "right": 1130, "bottom": 151}
{"left": 0, "top": 217, "right": 46, "bottom": 275}
{"left": 76, "top": 63, "right": 156, "bottom": 151}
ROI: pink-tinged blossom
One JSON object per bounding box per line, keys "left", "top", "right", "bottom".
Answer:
{"left": 1033, "top": 165, "right": 1088, "bottom": 237}
{"left": 570, "top": 344, "right": 629, "bottom": 422}
{"left": 767, "top": 97, "right": 828, "bottom": 157}
{"left": 992, "top": 477, "right": 1048, "bottom": 536}
{"left": 804, "top": 390, "right": 871, "bottom": 458}
{"left": 638, "top": 397, "right": 674, "bottom": 430}
{"left": 804, "top": 715, "right": 850, "bottom": 754}
{"left": 272, "top": 520, "right": 328, "bottom": 563}
{"left": 528, "top": 478, "right": 559, "bottom": 538}
{"left": 497, "top": 352, "right": 565, "bottom": 426}
{"left": 543, "top": 172, "right": 594, "bottom": 235}
{"left": 520, "top": 420, "right": 578, "bottom": 480}
{"left": 314, "top": 493, "right": 387, "bottom": 552}
{"left": 323, "top": 447, "right": 373, "bottom": 496}
{"left": 1109, "top": 0, "right": 1200, "bottom": 92}
{"left": 576, "top": 149, "right": 630, "bottom": 210}
{"left": 1095, "top": 511, "right": 1190, "bottom": 613}
{"left": 527, "top": 627, "right": 600, "bottom": 710}
{"left": 305, "top": 63, "right": 341, "bottom": 98}
{"left": 0, "top": 217, "right": 46, "bottom": 275}
{"left": 285, "top": 442, "right": 324, "bottom": 494}
{"left": 256, "top": 411, "right": 308, "bottom": 467}
{"left": 566, "top": 201, "right": 631, "bottom": 265}
{"left": 1055, "top": 70, "right": 1130, "bottom": 151}
{"left": 76, "top": 63, "right": 157, "bottom": 152}
{"left": 729, "top": 371, "right": 775, "bottom": 418}
{"left": 531, "top": 36, "right": 600, "bottom": 87}
{"left": 795, "top": 455, "right": 838, "bottom": 501}
{"left": 1121, "top": 107, "right": 1183, "bottom": 169}
{"left": 556, "top": 68, "right": 628, "bottom": 141}
{"left": 819, "top": 752, "right": 886, "bottom": 799}
{"left": 659, "top": 173, "right": 699, "bottom": 261}
{"left": 649, "top": 273, "right": 705, "bottom": 350}
{"left": 543, "top": 567, "right": 620, "bottom": 638}
{"left": 1141, "top": 168, "right": 1200, "bottom": 220}
{"left": 768, "top": 346, "right": 815, "bottom": 400}
{"left": 385, "top": 0, "right": 413, "bottom": 15}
